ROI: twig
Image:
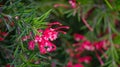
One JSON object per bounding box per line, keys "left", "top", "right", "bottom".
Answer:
{"left": 81, "top": 17, "right": 93, "bottom": 31}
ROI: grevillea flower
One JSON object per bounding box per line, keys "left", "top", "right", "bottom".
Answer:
{"left": 34, "top": 35, "right": 42, "bottom": 42}
{"left": 38, "top": 39, "right": 56, "bottom": 54}
{"left": 69, "top": 0, "right": 76, "bottom": 8}
{"left": 74, "top": 33, "right": 86, "bottom": 41}
{"left": 43, "top": 28, "right": 58, "bottom": 41}
{"left": 78, "top": 56, "right": 92, "bottom": 64}
{"left": 73, "top": 64, "right": 84, "bottom": 67}
{"left": 26, "top": 21, "right": 69, "bottom": 54}
{"left": 0, "top": 37, "right": 4, "bottom": 41}
{"left": 66, "top": 61, "right": 73, "bottom": 67}
{"left": 94, "top": 40, "right": 107, "bottom": 50}
{"left": 81, "top": 40, "right": 94, "bottom": 51}
{"left": 28, "top": 40, "right": 35, "bottom": 50}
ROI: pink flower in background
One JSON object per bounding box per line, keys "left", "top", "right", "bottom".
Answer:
{"left": 66, "top": 61, "right": 73, "bottom": 67}
{"left": 78, "top": 56, "right": 92, "bottom": 63}
{"left": 94, "top": 40, "right": 107, "bottom": 50}
{"left": 69, "top": 0, "right": 76, "bottom": 8}
{"left": 73, "top": 64, "right": 84, "bottom": 67}
{"left": 28, "top": 40, "right": 35, "bottom": 50}
{"left": 0, "top": 37, "right": 4, "bottom": 41}
{"left": 67, "top": 33, "right": 109, "bottom": 67}
{"left": 81, "top": 40, "right": 94, "bottom": 51}
{"left": 74, "top": 33, "right": 85, "bottom": 41}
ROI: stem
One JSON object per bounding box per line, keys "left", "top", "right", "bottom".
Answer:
{"left": 81, "top": 17, "right": 93, "bottom": 31}
{"left": 96, "top": 52, "right": 104, "bottom": 66}
{"left": 108, "top": 22, "right": 118, "bottom": 67}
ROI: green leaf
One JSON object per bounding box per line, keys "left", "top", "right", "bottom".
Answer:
{"left": 113, "top": 35, "right": 120, "bottom": 45}
{"left": 32, "top": 9, "right": 52, "bottom": 28}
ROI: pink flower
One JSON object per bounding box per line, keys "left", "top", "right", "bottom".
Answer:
{"left": 74, "top": 33, "right": 85, "bottom": 41}
{"left": 81, "top": 40, "right": 94, "bottom": 51}
{"left": 73, "top": 64, "right": 84, "bottom": 67}
{"left": 66, "top": 61, "right": 73, "bottom": 67}
{"left": 78, "top": 56, "right": 92, "bottom": 64}
{"left": 34, "top": 35, "right": 42, "bottom": 42}
{"left": 69, "top": 0, "right": 76, "bottom": 8}
{"left": 43, "top": 28, "right": 58, "bottom": 41}
{"left": 38, "top": 39, "right": 56, "bottom": 54}
{"left": 28, "top": 40, "right": 35, "bottom": 50}
{"left": 26, "top": 21, "right": 69, "bottom": 54}
{"left": 94, "top": 40, "right": 107, "bottom": 50}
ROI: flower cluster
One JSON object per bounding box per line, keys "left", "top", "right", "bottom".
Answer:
{"left": 66, "top": 33, "right": 109, "bottom": 67}
{"left": 22, "top": 22, "right": 69, "bottom": 54}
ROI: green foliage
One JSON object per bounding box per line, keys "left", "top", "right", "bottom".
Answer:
{"left": 0, "top": 0, "right": 120, "bottom": 67}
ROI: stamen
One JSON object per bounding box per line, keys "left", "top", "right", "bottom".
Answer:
{"left": 55, "top": 26, "right": 70, "bottom": 30}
